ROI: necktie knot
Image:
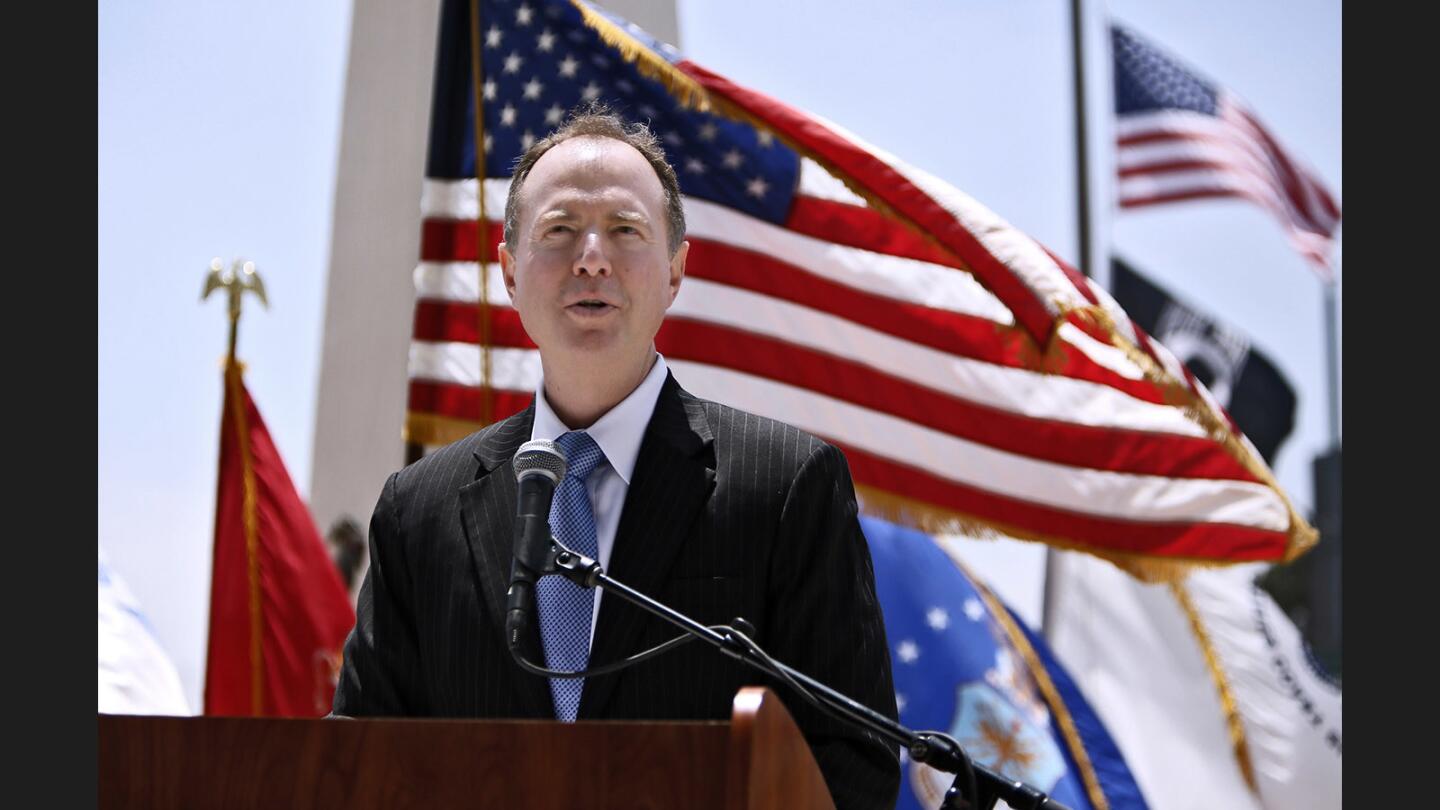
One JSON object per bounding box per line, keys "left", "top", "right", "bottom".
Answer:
{"left": 556, "top": 431, "right": 605, "bottom": 482}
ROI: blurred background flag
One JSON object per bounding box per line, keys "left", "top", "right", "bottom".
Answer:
{"left": 405, "top": 0, "right": 1314, "bottom": 577}
{"left": 205, "top": 355, "right": 356, "bottom": 717}
{"left": 1045, "top": 552, "right": 1341, "bottom": 810}
{"left": 1109, "top": 257, "right": 1296, "bottom": 464}
{"left": 99, "top": 547, "right": 191, "bottom": 716}
{"left": 1111, "top": 24, "right": 1341, "bottom": 278}
{"left": 863, "top": 516, "right": 1149, "bottom": 810}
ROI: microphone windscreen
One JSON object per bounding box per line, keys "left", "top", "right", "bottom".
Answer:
{"left": 514, "top": 439, "right": 567, "bottom": 483}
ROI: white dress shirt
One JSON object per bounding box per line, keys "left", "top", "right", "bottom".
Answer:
{"left": 530, "top": 353, "right": 670, "bottom": 641}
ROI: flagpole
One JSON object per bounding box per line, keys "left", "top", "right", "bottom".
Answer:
{"left": 1322, "top": 277, "right": 1340, "bottom": 448}
{"left": 1044, "top": 0, "right": 1094, "bottom": 636}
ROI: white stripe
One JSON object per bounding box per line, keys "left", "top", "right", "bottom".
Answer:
{"left": 412, "top": 264, "right": 1208, "bottom": 438}
{"left": 413, "top": 261, "right": 511, "bottom": 303}
{"left": 409, "top": 343, "right": 1286, "bottom": 530}
{"left": 666, "top": 361, "right": 1287, "bottom": 530}
{"left": 798, "top": 157, "right": 870, "bottom": 205}
{"left": 419, "top": 178, "right": 1016, "bottom": 326}
{"left": 1056, "top": 322, "right": 1147, "bottom": 381}
{"left": 1117, "top": 139, "right": 1279, "bottom": 191}
{"left": 408, "top": 343, "right": 541, "bottom": 389}
{"left": 683, "top": 196, "right": 1015, "bottom": 325}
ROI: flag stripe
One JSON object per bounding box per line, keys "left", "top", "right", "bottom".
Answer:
{"left": 411, "top": 303, "right": 1258, "bottom": 481}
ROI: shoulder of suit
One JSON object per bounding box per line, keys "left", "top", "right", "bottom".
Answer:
{"left": 391, "top": 411, "right": 529, "bottom": 492}
{"left": 678, "top": 387, "right": 832, "bottom": 459}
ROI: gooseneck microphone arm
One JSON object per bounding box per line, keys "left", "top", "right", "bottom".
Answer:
{"left": 534, "top": 538, "right": 1070, "bottom": 810}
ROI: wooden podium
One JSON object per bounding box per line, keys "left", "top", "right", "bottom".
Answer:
{"left": 99, "top": 686, "right": 835, "bottom": 810}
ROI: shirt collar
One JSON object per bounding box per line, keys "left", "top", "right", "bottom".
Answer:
{"left": 530, "top": 353, "right": 669, "bottom": 486}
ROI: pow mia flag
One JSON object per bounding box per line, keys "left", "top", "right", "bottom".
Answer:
{"left": 1110, "top": 257, "right": 1297, "bottom": 464}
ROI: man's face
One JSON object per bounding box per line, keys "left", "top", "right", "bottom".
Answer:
{"left": 500, "top": 136, "right": 687, "bottom": 369}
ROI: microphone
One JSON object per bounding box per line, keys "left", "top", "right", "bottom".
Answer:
{"left": 506, "top": 439, "right": 567, "bottom": 652}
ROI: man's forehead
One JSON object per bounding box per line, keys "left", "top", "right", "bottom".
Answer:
{"left": 522, "top": 136, "right": 664, "bottom": 204}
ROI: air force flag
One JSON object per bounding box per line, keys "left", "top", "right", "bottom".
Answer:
{"left": 862, "top": 517, "right": 1148, "bottom": 810}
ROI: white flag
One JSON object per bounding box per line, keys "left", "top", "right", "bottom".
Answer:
{"left": 1045, "top": 551, "right": 1340, "bottom": 810}
{"left": 98, "top": 548, "right": 191, "bottom": 716}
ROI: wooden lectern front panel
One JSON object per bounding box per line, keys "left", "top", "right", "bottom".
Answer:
{"left": 99, "top": 715, "right": 730, "bottom": 809}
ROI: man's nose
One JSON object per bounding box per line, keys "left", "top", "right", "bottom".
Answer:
{"left": 573, "top": 231, "right": 612, "bottom": 277}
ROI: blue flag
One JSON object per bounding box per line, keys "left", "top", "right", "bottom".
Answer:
{"left": 861, "top": 516, "right": 1149, "bottom": 810}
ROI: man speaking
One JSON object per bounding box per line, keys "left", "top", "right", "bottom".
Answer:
{"left": 333, "top": 108, "right": 900, "bottom": 808}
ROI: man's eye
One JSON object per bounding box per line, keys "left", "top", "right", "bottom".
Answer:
{"left": 614, "top": 225, "right": 640, "bottom": 235}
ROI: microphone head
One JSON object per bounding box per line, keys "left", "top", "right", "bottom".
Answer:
{"left": 514, "top": 439, "right": 567, "bottom": 484}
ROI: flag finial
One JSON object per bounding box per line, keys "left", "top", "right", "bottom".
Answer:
{"left": 202, "top": 257, "right": 268, "bottom": 364}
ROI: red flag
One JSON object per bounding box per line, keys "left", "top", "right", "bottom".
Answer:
{"left": 205, "top": 362, "right": 356, "bottom": 716}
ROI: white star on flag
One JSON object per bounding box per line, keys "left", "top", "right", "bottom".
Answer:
{"left": 521, "top": 130, "right": 536, "bottom": 151}
{"left": 558, "top": 55, "right": 579, "bottom": 78}
{"left": 721, "top": 149, "right": 744, "bottom": 169}
{"left": 581, "top": 81, "right": 601, "bottom": 102}
{"left": 485, "top": 25, "right": 503, "bottom": 48}
{"left": 537, "top": 29, "right": 556, "bottom": 52}
{"left": 500, "top": 104, "right": 517, "bottom": 127}
{"left": 503, "top": 52, "right": 523, "bottom": 74}
{"left": 963, "top": 597, "right": 985, "bottom": 621}
{"left": 896, "top": 639, "right": 920, "bottom": 664}
{"left": 522, "top": 78, "right": 544, "bottom": 100}
{"left": 698, "top": 122, "right": 718, "bottom": 141}
{"left": 639, "top": 104, "right": 658, "bottom": 119}
{"left": 483, "top": 79, "right": 497, "bottom": 101}
{"left": 756, "top": 129, "right": 774, "bottom": 147}
{"left": 544, "top": 104, "right": 564, "bottom": 125}
{"left": 685, "top": 158, "right": 706, "bottom": 174}
{"left": 926, "top": 606, "right": 950, "bottom": 631}
{"left": 746, "top": 176, "right": 769, "bottom": 199}
{"left": 895, "top": 692, "right": 908, "bottom": 712}
{"left": 515, "top": 3, "right": 534, "bottom": 26}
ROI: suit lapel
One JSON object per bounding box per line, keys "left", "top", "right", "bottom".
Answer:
{"left": 580, "top": 376, "right": 716, "bottom": 718}
{"left": 456, "top": 404, "right": 555, "bottom": 718}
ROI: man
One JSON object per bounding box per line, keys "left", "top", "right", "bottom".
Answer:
{"left": 333, "top": 109, "right": 900, "bottom": 808}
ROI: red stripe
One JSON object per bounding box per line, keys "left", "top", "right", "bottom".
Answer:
{"left": 410, "top": 302, "right": 1258, "bottom": 482}
{"left": 679, "top": 59, "right": 1062, "bottom": 345}
{"left": 784, "top": 195, "right": 965, "bottom": 269}
{"left": 408, "top": 382, "right": 532, "bottom": 426}
{"left": 835, "top": 442, "right": 1287, "bottom": 561}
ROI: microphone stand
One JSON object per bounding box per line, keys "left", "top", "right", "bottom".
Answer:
{"left": 541, "top": 543, "right": 1072, "bottom": 810}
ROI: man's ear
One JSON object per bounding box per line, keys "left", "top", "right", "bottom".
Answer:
{"left": 499, "top": 242, "right": 518, "bottom": 299}
{"left": 667, "top": 240, "right": 689, "bottom": 304}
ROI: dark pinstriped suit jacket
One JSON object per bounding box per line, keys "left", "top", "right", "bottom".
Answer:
{"left": 334, "top": 373, "right": 900, "bottom": 809}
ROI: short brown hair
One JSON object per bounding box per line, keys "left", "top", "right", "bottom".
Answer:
{"left": 503, "top": 105, "right": 687, "bottom": 256}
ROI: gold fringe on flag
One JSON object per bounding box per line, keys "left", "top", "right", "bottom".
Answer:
{"left": 1168, "top": 579, "right": 1259, "bottom": 793}
{"left": 224, "top": 359, "right": 266, "bottom": 714}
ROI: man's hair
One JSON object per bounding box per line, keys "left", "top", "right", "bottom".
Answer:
{"left": 503, "top": 105, "right": 687, "bottom": 256}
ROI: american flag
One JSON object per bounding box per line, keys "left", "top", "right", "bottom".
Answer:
{"left": 406, "top": 0, "right": 1315, "bottom": 576}
{"left": 1112, "top": 24, "right": 1341, "bottom": 279}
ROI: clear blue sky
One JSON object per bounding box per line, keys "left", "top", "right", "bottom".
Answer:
{"left": 98, "top": 0, "right": 1340, "bottom": 711}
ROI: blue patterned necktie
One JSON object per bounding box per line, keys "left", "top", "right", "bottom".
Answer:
{"left": 536, "top": 430, "right": 606, "bottom": 721}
